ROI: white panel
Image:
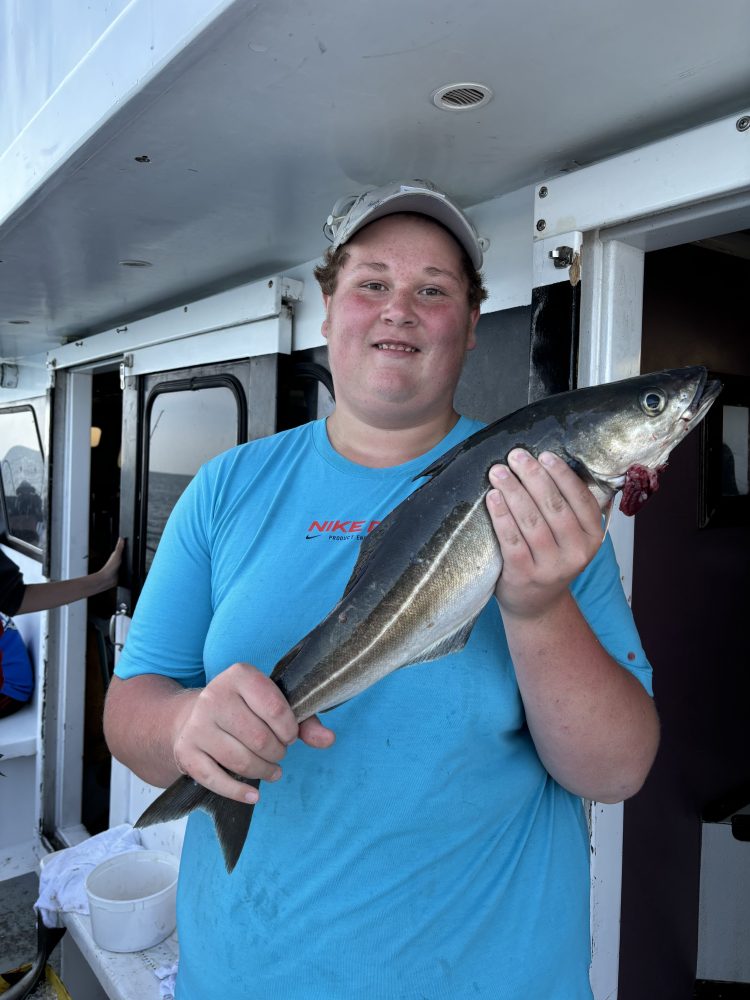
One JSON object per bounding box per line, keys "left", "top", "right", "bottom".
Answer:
{"left": 589, "top": 802, "right": 625, "bottom": 1000}
{"left": 54, "top": 372, "right": 94, "bottom": 830}
{"left": 579, "top": 236, "right": 645, "bottom": 999}
{"left": 465, "top": 185, "right": 535, "bottom": 311}
{"left": 579, "top": 238, "right": 645, "bottom": 389}
{"left": 697, "top": 823, "right": 750, "bottom": 982}
{"left": 579, "top": 237, "right": 645, "bottom": 601}
{"left": 129, "top": 315, "right": 291, "bottom": 376}
{"left": 287, "top": 259, "right": 328, "bottom": 351}
{"left": 0, "top": 0, "right": 130, "bottom": 155}
{"left": 60, "top": 909, "right": 177, "bottom": 1000}
{"left": 1, "top": 500, "right": 49, "bottom": 868}
{"left": 0, "top": 359, "right": 50, "bottom": 400}
{"left": 49, "top": 276, "right": 301, "bottom": 371}
{"left": 534, "top": 110, "right": 750, "bottom": 240}
{"left": 0, "top": 0, "right": 241, "bottom": 227}
{"left": 110, "top": 613, "right": 187, "bottom": 855}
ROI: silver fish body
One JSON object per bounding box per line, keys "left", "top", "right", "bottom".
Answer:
{"left": 135, "top": 366, "right": 720, "bottom": 870}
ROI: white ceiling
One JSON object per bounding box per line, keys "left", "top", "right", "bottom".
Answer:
{"left": 1, "top": 0, "right": 749, "bottom": 360}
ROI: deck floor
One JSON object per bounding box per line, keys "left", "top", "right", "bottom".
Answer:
{"left": 1, "top": 870, "right": 64, "bottom": 998}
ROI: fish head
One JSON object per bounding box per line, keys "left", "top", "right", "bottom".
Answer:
{"left": 563, "top": 366, "right": 722, "bottom": 515}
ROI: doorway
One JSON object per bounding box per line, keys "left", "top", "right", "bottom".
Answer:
{"left": 619, "top": 237, "right": 750, "bottom": 998}
{"left": 81, "top": 369, "right": 122, "bottom": 833}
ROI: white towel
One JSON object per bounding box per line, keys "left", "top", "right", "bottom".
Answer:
{"left": 155, "top": 961, "right": 179, "bottom": 998}
{"left": 35, "top": 824, "right": 144, "bottom": 928}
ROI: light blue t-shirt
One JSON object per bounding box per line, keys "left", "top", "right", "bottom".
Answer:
{"left": 116, "top": 417, "right": 652, "bottom": 1000}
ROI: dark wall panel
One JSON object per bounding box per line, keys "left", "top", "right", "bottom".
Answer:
{"left": 454, "top": 305, "right": 532, "bottom": 423}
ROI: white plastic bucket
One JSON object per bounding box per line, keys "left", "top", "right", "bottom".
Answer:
{"left": 85, "top": 849, "right": 179, "bottom": 952}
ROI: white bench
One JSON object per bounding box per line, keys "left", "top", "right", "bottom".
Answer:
{"left": 50, "top": 759, "right": 186, "bottom": 997}
{"left": 0, "top": 701, "right": 40, "bottom": 874}
{"left": 57, "top": 909, "right": 178, "bottom": 1000}
{"left": 0, "top": 700, "right": 37, "bottom": 759}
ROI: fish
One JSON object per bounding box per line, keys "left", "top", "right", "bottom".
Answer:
{"left": 135, "top": 365, "right": 721, "bottom": 871}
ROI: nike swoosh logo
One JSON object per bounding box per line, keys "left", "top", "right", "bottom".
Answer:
{"left": 306, "top": 534, "right": 321, "bottom": 539}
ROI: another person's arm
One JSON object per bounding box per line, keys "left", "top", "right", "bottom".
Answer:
{"left": 16, "top": 538, "right": 124, "bottom": 614}
{"left": 486, "top": 448, "right": 659, "bottom": 803}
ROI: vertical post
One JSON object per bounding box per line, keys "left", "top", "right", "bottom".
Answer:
{"left": 579, "top": 234, "right": 645, "bottom": 999}
{"left": 46, "top": 369, "right": 93, "bottom": 843}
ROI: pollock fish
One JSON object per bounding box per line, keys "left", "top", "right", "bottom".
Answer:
{"left": 135, "top": 366, "right": 720, "bottom": 871}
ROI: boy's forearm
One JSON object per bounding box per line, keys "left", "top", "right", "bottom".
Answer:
{"left": 104, "top": 674, "right": 199, "bottom": 787}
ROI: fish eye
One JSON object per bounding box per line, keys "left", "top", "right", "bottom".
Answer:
{"left": 640, "top": 388, "right": 667, "bottom": 415}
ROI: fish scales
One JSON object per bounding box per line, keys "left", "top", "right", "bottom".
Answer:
{"left": 134, "top": 366, "right": 721, "bottom": 871}
{"left": 279, "top": 495, "right": 500, "bottom": 720}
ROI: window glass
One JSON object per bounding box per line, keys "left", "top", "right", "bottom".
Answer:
{"left": 722, "top": 405, "right": 749, "bottom": 497}
{"left": 144, "top": 385, "right": 239, "bottom": 573}
{"left": 0, "top": 407, "right": 45, "bottom": 548}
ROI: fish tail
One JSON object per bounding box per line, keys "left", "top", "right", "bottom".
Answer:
{"left": 135, "top": 774, "right": 258, "bottom": 873}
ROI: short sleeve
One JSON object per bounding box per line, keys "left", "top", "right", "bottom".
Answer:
{"left": 571, "top": 534, "right": 653, "bottom": 696}
{"left": 115, "top": 466, "right": 214, "bottom": 687}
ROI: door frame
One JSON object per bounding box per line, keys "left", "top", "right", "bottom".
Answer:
{"left": 43, "top": 277, "right": 298, "bottom": 849}
{"left": 567, "top": 218, "right": 749, "bottom": 1000}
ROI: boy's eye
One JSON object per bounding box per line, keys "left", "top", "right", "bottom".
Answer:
{"left": 361, "top": 281, "right": 386, "bottom": 291}
{"left": 421, "top": 287, "right": 444, "bottom": 296}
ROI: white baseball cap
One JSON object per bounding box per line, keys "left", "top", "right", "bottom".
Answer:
{"left": 323, "top": 179, "right": 489, "bottom": 270}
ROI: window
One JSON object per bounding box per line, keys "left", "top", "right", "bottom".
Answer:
{"left": 0, "top": 405, "right": 45, "bottom": 552}
{"left": 141, "top": 380, "right": 243, "bottom": 574}
{"left": 698, "top": 374, "right": 750, "bottom": 528}
{"left": 722, "top": 405, "right": 749, "bottom": 497}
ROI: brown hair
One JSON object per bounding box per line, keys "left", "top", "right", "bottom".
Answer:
{"left": 313, "top": 214, "right": 488, "bottom": 311}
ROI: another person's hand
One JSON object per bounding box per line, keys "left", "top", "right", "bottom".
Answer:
{"left": 170, "top": 662, "right": 335, "bottom": 804}
{"left": 486, "top": 449, "right": 603, "bottom": 620}
{"left": 95, "top": 537, "right": 125, "bottom": 591}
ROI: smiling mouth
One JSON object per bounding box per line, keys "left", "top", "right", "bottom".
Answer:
{"left": 375, "top": 342, "right": 419, "bottom": 353}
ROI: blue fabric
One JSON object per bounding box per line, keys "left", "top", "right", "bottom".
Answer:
{"left": 0, "top": 613, "right": 33, "bottom": 702}
{"left": 116, "top": 417, "right": 652, "bottom": 1000}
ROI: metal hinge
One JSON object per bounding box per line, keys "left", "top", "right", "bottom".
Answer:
{"left": 119, "top": 354, "right": 134, "bottom": 390}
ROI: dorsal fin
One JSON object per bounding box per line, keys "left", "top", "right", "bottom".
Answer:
{"left": 270, "top": 635, "right": 307, "bottom": 681}
{"left": 414, "top": 438, "right": 467, "bottom": 482}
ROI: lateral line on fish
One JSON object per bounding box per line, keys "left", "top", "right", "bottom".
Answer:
{"left": 300, "top": 493, "right": 488, "bottom": 707}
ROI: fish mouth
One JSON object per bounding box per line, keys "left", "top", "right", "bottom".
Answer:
{"left": 680, "top": 369, "right": 722, "bottom": 435}
{"left": 649, "top": 369, "right": 722, "bottom": 468}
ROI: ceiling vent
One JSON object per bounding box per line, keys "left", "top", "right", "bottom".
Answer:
{"left": 432, "top": 83, "right": 493, "bottom": 111}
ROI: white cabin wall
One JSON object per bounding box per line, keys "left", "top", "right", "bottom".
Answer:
{"left": 0, "top": 545, "right": 46, "bottom": 876}
{"left": 0, "top": 357, "right": 49, "bottom": 401}
{"left": 0, "top": 0, "right": 130, "bottom": 156}
{"left": 0, "top": 0, "right": 242, "bottom": 230}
